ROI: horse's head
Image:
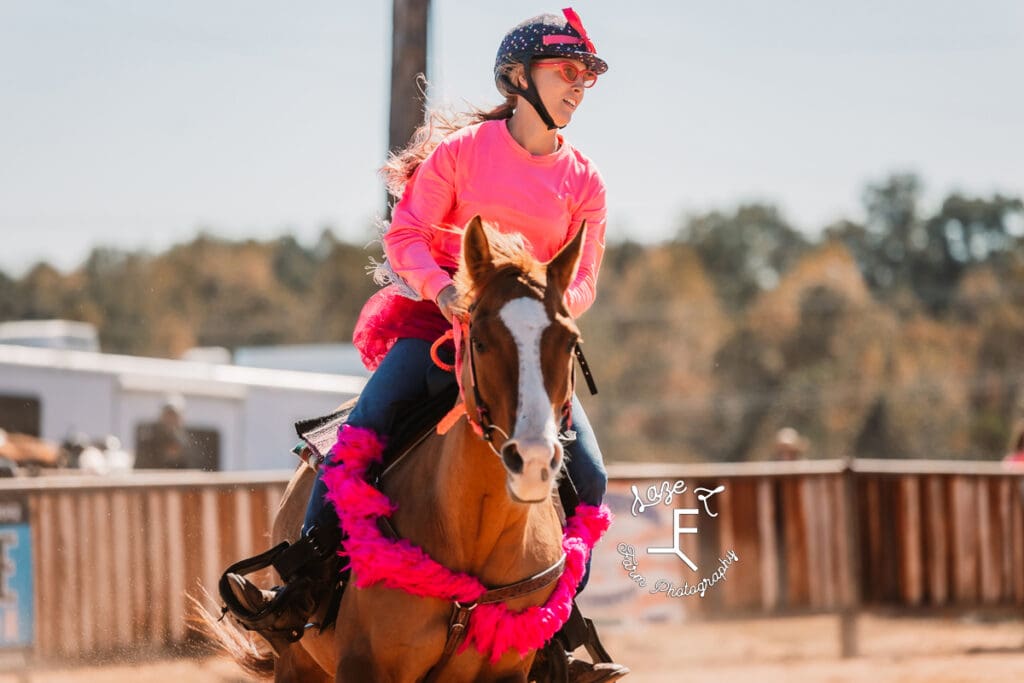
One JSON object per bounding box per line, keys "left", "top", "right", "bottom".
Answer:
{"left": 455, "top": 216, "right": 585, "bottom": 504}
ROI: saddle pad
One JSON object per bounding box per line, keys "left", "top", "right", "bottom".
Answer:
{"left": 293, "top": 380, "right": 461, "bottom": 467}
{"left": 294, "top": 405, "right": 355, "bottom": 460}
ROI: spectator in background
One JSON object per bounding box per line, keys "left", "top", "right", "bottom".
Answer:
{"left": 774, "top": 427, "right": 808, "bottom": 461}
{"left": 136, "top": 395, "right": 192, "bottom": 469}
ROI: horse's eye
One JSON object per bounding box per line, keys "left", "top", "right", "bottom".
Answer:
{"left": 472, "top": 338, "right": 486, "bottom": 353}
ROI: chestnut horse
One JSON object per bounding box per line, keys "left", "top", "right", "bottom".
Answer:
{"left": 202, "top": 216, "right": 589, "bottom": 682}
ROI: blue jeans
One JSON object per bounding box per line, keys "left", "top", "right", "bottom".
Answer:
{"left": 303, "top": 337, "right": 607, "bottom": 588}
{"left": 302, "top": 338, "right": 441, "bottom": 532}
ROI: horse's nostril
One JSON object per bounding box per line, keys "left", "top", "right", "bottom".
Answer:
{"left": 501, "top": 443, "right": 524, "bottom": 474}
{"left": 550, "top": 455, "right": 560, "bottom": 471}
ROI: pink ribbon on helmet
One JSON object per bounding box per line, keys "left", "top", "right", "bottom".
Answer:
{"left": 542, "top": 35, "right": 584, "bottom": 46}
{"left": 540, "top": 7, "right": 596, "bottom": 53}
{"left": 561, "top": 7, "right": 596, "bottom": 53}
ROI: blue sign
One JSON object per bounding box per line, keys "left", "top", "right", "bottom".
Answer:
{"left": 0, "top": 498, "right": 33, "bottom": 649}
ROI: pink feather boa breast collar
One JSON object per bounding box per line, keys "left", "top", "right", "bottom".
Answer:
{"left": 321, "top": 424, "right": 611, "bottom": 662}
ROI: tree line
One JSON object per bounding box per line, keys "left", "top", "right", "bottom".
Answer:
{"left": 2, "top": 174, "right": 1022, "bottom": 462}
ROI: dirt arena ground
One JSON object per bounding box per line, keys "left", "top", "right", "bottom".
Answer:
{"left": 3, "top": 613, "right": 1024, "bottom": 682}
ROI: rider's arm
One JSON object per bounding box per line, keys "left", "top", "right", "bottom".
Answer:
{"left": 563, "top": 169, "right": 607, "bottom": 318}
{"left": 383, "top": 139, "right": 459, "bottom": 303}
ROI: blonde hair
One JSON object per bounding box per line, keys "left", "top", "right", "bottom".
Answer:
{"left": 380, "top": 64, "right": 523, "bottom": 199}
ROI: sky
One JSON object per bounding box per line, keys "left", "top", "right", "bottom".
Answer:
{"left": 1, "top": 1, "right": 1022, "bottom": 275}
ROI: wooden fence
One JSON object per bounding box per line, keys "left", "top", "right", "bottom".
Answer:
{"left": 3, "top": 471, "right": 289, "bottom": 660}
{"left": 3, "top": 458, "right": 1024, "bottom": 661}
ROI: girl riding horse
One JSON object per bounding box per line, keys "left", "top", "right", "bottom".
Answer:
{"left": 222, "top": 8, "right": 626, "bottom": 681}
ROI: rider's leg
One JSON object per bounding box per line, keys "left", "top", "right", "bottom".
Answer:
{"left": 226, "top": 338, "right": 437, "bottom": 623}
{"left": 563, "top": 394, "right": 607, "bottom": 590}
{"left": 559, "top": 395, "right": 629, "bottom": 682}
{"left": 302, "top": 337, "right": 436, "bottom": 534}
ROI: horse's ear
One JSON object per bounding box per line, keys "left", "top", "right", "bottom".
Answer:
{"left": 462, "top": 215, "right": 493, "bottom": 284}
{"left": 547, "top": 221, "right": 586, "bottom": 296}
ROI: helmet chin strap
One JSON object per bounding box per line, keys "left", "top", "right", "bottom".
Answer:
{"left": 505, "top": 58, "right": 564, "bottom": 131}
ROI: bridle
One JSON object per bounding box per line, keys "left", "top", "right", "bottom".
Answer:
{"left": 462, "top": 317, "right": 514, "bottom": 455}
{"left": 431, "top": 302, "right": 598, "bottom": 458}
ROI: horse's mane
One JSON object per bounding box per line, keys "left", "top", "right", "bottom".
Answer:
{"left": 454, "top": 222, "right": 546, "bottom": 305}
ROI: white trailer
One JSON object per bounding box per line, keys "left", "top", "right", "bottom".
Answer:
{"left": 0, "top": 344, "right": 365, "bottom": 471}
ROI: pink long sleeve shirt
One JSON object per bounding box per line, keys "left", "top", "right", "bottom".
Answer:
{"left": 383, "top": 119, "right": 607, "bottom": 318}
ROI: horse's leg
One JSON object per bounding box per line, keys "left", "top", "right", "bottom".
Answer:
{"left": 333, "top": 619, "right": 387, "bottom": 683}
{"left": 332, "top": 585, "right": 450, "bottom": 683}
{"left": 274, "top": 642, "right": 333, "bottom": 683}
{"left": 491, "top": 675, "right": 529, "bottom": 683}
{"left": 446, "top": 649, "right": 534, "bottom": 683}
{"left": 334, "top": 650, "right": 379, "bottom": 683}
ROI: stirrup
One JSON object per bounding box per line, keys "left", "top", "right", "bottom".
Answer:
{"left": 217, "top": 509, "right": 344, "bottom": 652}
{"left": 530, "top": 639, "right": 569, "bottom": 683}
{"left": 555, "top": 601, "right": 616, "bottom": 664}
{"left": 530, "top": 601, "right": 622, "bottom": 682}
{"left": 217, "top": 545, "right": 311, "bottom": 653}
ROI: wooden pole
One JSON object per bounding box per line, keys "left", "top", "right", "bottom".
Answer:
{"left": 388, "top": 0, "right": 431, "bottom": 157}
{"left": 839, "top": 458, "right": 861, "bottom": 658}
{"left": 385, "top": 0, "right": 430, "bottom": 217}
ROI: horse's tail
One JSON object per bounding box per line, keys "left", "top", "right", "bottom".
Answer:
{"left": 187, "top": 587, "right": 275, "bottom": 679}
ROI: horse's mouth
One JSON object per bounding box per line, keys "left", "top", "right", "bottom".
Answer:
{"left": 506, "top": 478, "right": 551, "bottom": 505}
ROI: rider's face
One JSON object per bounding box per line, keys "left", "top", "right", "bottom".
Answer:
{"left": 512, "top": 58, "right": 589, "bottom": 127}
{"left": 532, "top": 58, "right": 587, "bottom": 126}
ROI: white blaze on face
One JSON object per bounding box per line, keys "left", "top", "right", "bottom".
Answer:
{"left": 498, "top": 297, "right": 560, "bottom": 467}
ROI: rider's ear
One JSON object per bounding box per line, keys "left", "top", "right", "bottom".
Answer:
{"left": 463, "top": 215, "right": 493, "bottom": 284}
{"left": 512, "top": 63, "right": 528, "bottom": 90}
{"left": 547, "top": 222, "right": 586, "bottom": 296}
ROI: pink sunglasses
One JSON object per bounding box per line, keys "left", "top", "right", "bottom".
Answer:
{"left": 533, "top": 61, "right": 598, "bottom": 88}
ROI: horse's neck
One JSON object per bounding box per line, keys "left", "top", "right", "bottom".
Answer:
{"left": 386, "top": 422, "right": 563, "bottom": 587}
